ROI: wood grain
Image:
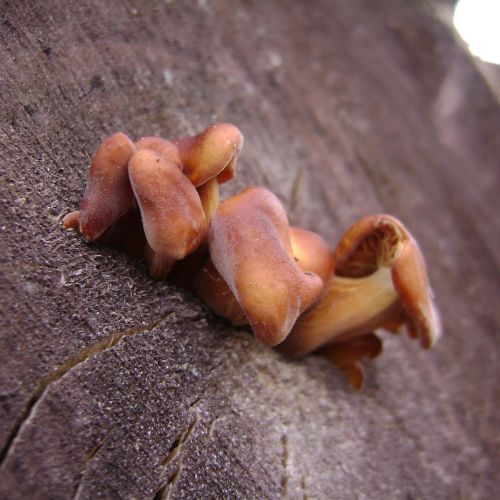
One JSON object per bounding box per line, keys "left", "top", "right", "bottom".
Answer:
{"left": 1, "top": 1, "right": 499, "bottom": 498}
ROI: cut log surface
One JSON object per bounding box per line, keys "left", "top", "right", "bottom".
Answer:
{"left": 1, "top": 1, "right": 499, "bottom": 499}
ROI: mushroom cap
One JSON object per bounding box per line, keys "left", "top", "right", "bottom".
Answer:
{"left": 280, "top": 214, "right": 441, "bottom": 356}
{"left": 195, "top": 227, "right": 333, "bottom": 329}
{"left": 208, "top": 186, "right": 324, "bottom": 346}
{"left": 128, "top": 148, "right": 207, "bottom": 260}
{"left": 334, "top": 215, "right": 441, "bottom": 348}
{"left": 289, "top": 227, "right": 335, "bottom": 283}
{"left": 78, "top": 132, "right": 136, "bottom": 241}
{"left": 135, "top": 136, "right": 182, "bottom": 167}
{"left": 176, "top": 123, "right": 244, "bottom": 187}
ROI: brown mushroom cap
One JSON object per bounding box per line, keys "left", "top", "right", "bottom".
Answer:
{"left": 280, "top": 214, "right": 441, "bottom": 356}
{"left": 207, "top": 186, "right": 324, "bottom": 346}
{"left": 70, "top": 132, "right": 136, "bottom": 241}
{"left": 176, "top": 123, "right": 244, "bottom": 187}
{"left": 128, "top": 148, "right": 207, "bottom": 264}
{"left": 195, "top": 227, "right": 333, "bottom": 328}
{"left": 135, "top": 136, "right": 182, "bottom": 167}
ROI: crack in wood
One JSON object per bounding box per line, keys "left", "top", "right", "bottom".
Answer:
{"left": 301, "top": 475, "right": 309, "bottom": 500}
{"left": 72, "top": 432, "right": 112, "bottom": 500}
{"left": 154, "top": 412, "right": 198, "bottom": 500}
{"left": 0, "top": 315, "right": 170, "bottom": 470}
{"left": 160, "top": 415, "right": 198, "bottom": 468}
{"left": 160, "top": 463, "right": 183, "bottom": 500}
{"left": 281, "top": 433, "right": 289, "bottom": 497}
{"left": 290, "top": 166, "right": 305, "bottom": 211}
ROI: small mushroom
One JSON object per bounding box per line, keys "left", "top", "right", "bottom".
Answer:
{"left": 196, "top": 226, "right": 334, "bottom": 329}
{"left": 176, "top": 123, "right": 244, "bottom": 187}
{"left": 177, "top": 123, "right": 243, "bottom": 221}
{"left": 279, "top": 215, "right": 441, "bottom": 385}
{"left": 63, "top": 132, "right": 136, "bottom": 240}
{"left": 203, "top": 186, "right": 325, "bottom": 346}
{"left": 128, "top": 148, "right": 207, "bottom": 279}
{"left": 136, "top": 124, "right": 243, "bottom": 221}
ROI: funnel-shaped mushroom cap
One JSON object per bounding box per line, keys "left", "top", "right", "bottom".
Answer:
{"left": 208, "top": 187, "right": 324, "bottom": 346}
{"left": 69, "top": 132, "right": 135, "bottom": 240}
{"left": 128, "top": 149, "right": 207, "bottom": 261}
{"left": 176, "top": 123, "right": 244, "bottom": 187}
{"left": 280, "top": 215, "right": 441, "bottom": 356}
{"left": 289, "top": 227, "right": 335, "bottom": 283}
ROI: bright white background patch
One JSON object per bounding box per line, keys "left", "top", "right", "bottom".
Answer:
{"left": 453, "top": 0, "right": 500, "bottom": 65}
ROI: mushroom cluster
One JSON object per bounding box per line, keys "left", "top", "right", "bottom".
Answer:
{"left": 64, "top": 124, "right": 441, "bottom": 389}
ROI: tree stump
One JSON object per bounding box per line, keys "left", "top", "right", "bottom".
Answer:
{"left": 1, "top": 1, "right": 499, "bottom": 498}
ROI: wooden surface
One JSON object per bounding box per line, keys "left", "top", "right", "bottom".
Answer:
{"left": 1, "top": 1, "right": 499, "bottom": 498}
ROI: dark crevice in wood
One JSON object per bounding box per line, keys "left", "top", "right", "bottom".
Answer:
{"left": 154, "top": 414, "right": 198, "bottom": 500}
{"left": 72, "top": 432, "right": 112, "bottom": 500}
{"left": 281, "top": 433, "right": 289, "bottom": 497}
{"left": 301, "top": 475, "right": 309, "bottom": 500}
{"left": 156, "top": 463, "right": 183, "bottom": 500}
{"left": 160, "top": 415, "right": 198, "bottom": 468}
{"left": 0, "top": 315, "right": 170, "bottom": 469}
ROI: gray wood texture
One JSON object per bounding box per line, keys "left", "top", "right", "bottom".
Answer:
{"left": 1, "top": 1, "right": 499, "bottom": 498}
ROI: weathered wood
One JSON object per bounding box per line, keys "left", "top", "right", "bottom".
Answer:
{"left": 1, "top": 1, "right": 499, "bottom": 498}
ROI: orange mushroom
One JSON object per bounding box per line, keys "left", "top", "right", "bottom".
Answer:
{"left": 176, "top": 123, "right": 243, "bottom": 187}
{"left": 63, "top": 132, "right": 135, "bottom": 240}
{"left": 136, "top": 123, "right": 243, "bottom": 222}
{"left": 199, "top": 187, "right": 325, "bottom": 346}
{"left": 196, "top": 225, "right": 334, "bottom": 325}
{"left": 279, "top": 215, "right": 441, "bottom": 388}
{"left": 128, "top": 149, "right": 207, "bottom": 279}
{"left": 63, "top": 124, "right": 244, "bottom": 279}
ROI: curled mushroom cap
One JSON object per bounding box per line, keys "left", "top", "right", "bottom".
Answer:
{"left": 280, "top": 215, "right": 441, "bottom": 357}
{"left": 196, "top": 226, "right": 334, "bottom": 328}
{"left": 204, "top": 186, "right": 324, "bottom": 346}
{"left": 128, "top": 148, "right": 207, "bottom": 278}
{"left": 136, "top": 124, "right": 243, "bottom": 222}
{"left": 176, "top": 123, "right": 244, "bottom": 187}
{"left": 63, "top": 132, "right": 136, "bottom": 240}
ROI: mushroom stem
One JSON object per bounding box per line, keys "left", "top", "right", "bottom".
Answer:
{"left": 318, "top": 333, "right": 383, "bottom": 390}
{"left": 197, "top": 176, "right": 220, "bottom": 222}
{"left": 144, "top": 243, "right": 176, "bottom": 280}
{"left": 281, "top": 267, "right": 399, "bottom": 356}
{"left": 62, "top": 210, "right": 80, "bottom": 230}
